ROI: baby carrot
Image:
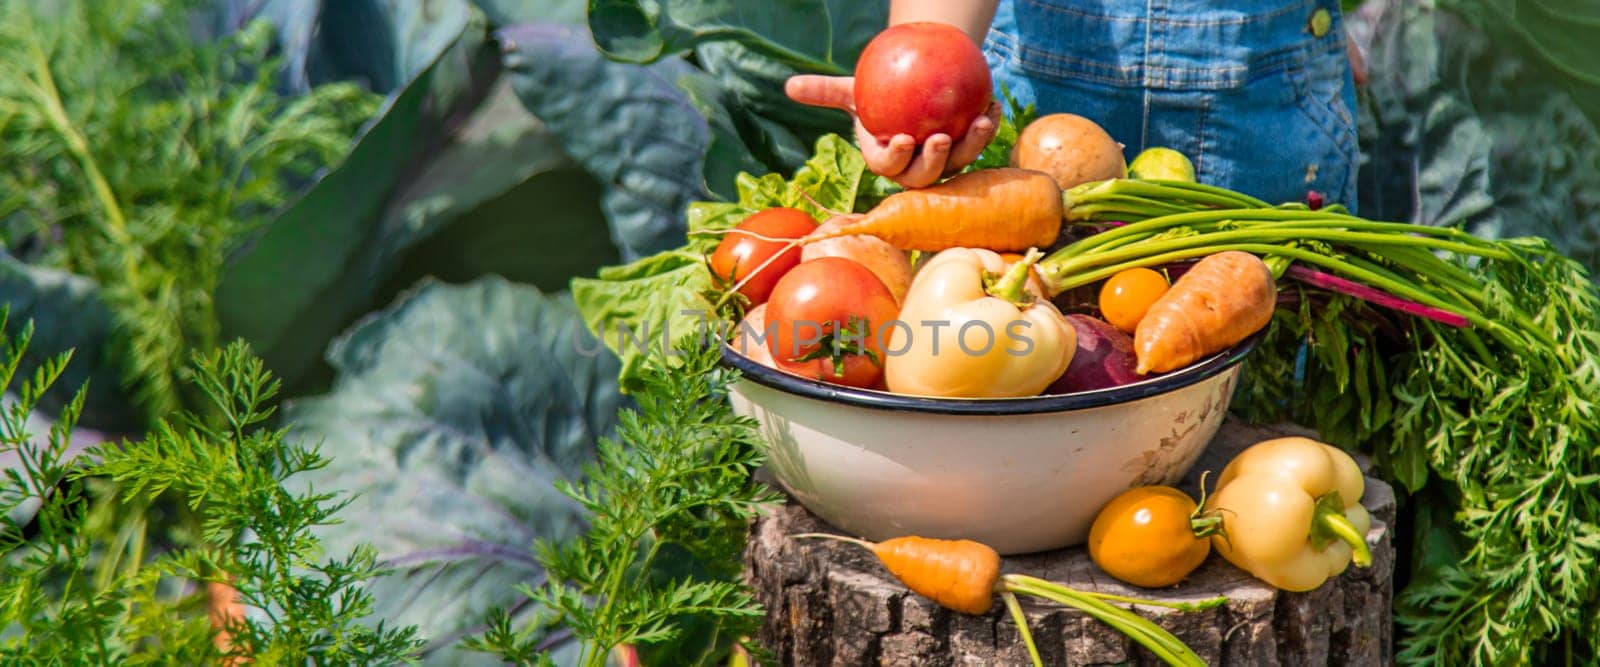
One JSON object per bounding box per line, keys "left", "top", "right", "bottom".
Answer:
{"left": 1133, "top": 250, "right": 1276, "bottom": 374}
{"left": 795, "top": 533, "right": 1000, "bottom": 614}
{"left": 795, "top": 532, "right": 1217, "bottom": 667}
{"left": 804, "top": 168, "right": 1063, "bottom": 252}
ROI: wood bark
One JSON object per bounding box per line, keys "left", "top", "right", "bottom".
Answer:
{"left": 742, "top": 418, "right": 1396, "bottom": 666}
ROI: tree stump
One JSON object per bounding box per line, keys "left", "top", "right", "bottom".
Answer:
{"left": 742, "top": 418, "right": 1396, "bottom": 666}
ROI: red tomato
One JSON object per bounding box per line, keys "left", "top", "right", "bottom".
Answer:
{"left": 853, "top": 22, "right": 993, "bottom": 143}
{"left": 764, "top": 257, "right": 900, "bottom": 388}
{"left": 709, "top": 207, "right": 818, "bottom": 305}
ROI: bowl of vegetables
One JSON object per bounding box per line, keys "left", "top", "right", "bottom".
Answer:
{"left": 724, "top": 326, "right": 1262, "bottom": 556}
{"left": 702, "top": 96, "right": 1281, "bottom": 553}
{"left": 716, "top": 196, "right": 1277, "bottom": 554}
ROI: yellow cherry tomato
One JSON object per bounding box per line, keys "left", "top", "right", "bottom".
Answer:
{"left": 1088, "top": 485, "right": 1213, "bottom": 588}
{"left": 1098, "top": 267, "right": 1171, "bottom": 333}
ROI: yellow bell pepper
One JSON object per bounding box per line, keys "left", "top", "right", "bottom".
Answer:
{"left": 884, "top": 248, "right": 1075, "bottom": 398}
{"left": 1203, "top": 436, "right": 1373, "bottom": 592}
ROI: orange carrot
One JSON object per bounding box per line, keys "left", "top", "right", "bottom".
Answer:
{"left": 208, "top": 579, "right": 249, "bottom": 664}
{"left": 805, "top": 168, "right": 1063, "bottom": 252}
{"left": 1133, "top": 251, "right": 1276, "bottom": 374}
{"left": 793, "top": 532, "right": 1219, "bottom": 667}
{"left": 795, "top": 533, "right": 1000, "bottom": 614}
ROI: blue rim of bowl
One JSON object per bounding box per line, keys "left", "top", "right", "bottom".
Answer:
{"left": 719, "top": 330, "right": 1263, "bottom": 415}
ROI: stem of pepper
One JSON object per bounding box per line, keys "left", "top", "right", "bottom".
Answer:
{"left": 1316, "top": 507, "right": 1373, "bottom": 568}
{"left": 989, "top": 248, "right": 1044, "bottom": 305}
{"left": 1308, "top": 492, "right": 1374, "bottom": 568}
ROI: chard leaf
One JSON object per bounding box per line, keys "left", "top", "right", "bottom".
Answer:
{"left": 727, "top": 133, "right": 871, "bottom": 215}
{"left": 570, "top": 133, "right": 875, "bottom": 390}
{"left": 570, "top": 251, "right": 717, "bottom": 392}
{"left": 286, "top": 276, "right": 623, "bottom": 665}
{"left": 500, "top": 22, "right": 713, "bottom": 259}
{"left": 781, "top": 132, "right": 873, "bottom": 215}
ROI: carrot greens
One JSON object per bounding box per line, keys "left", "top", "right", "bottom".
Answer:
{"left": 466, "top": 337, "right": 780, "bottom": 666}
{"left": 0, "top": 328, "right": 422, "bottom": 663}
{"left": 0, "top": 0, "right": 378, "bottom": 424}
{"left": 1051, "top": 178, "right": 1600, "bottom": 666}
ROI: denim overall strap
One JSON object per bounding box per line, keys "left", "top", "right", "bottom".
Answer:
{"left": 984, "top": 0, "right": 1360, "bottom": 210}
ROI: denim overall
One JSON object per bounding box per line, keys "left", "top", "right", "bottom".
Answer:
{"left": 983, "top": 0, "right": 1359, "bottom": 210}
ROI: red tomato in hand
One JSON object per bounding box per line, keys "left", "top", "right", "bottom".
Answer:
{"left": 854, "top": 22, "right": 993, "bottom": 143}
{"left": 764, "top": 257, "right": 900, "bottom": 388}
{"left": 709, "top": 207, "right": 818, "bottom": 305}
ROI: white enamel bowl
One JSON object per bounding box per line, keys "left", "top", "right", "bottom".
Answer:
{"left": 723, "top": 335, "right": 1260, "bottom": 555}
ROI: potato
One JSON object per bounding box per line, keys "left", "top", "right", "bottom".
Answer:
{"left": 730, "top": 304, "right": 778, "bottom": 369}
{"left": 1010, "top": 113, "right": 1128, "bottom": 190}
{"left": 1046, "top": 314, "right": 1142, "bottom": 394}
{"left": 801, "top": 217, "right": 914, "bottom": 304}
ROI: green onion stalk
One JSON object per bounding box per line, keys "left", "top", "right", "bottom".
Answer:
{"left": 1031, "top": 178, "right": 1550, "bottom": 355}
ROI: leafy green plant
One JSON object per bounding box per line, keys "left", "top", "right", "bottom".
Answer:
{"left": 1, "top": 324, "right": 422, "bottom": 663}
{"left": 1291, "top": 2, "right": 1600, "bottom": 662}
{"left": 1352, "top": 0, "right": 1600, "bottom": 276}
{"left": 212, "top": 0, "right": 895, "bottom": 394}
{"left": 465, "top": 336, "right": 779, "bottom": 667}
{"left": 0, "top": 0, "right": 379, "bottom": 424}
{"left": 282, "top": 277, "right": 624, "bottom": 665}
{"left": 1235, "top": 240, "right": 1600, "bottom": 666}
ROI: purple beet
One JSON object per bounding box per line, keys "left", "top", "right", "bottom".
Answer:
{"left": 1046, "top": 314, "right": 1142, "bottom": 394}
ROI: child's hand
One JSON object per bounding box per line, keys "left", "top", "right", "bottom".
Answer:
{"left": 785, "top": 74, "right": 1000, "bottom": 189}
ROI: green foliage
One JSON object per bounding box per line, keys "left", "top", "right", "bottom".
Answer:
{"left": 588, "top": 0, "right": 885, "bottom": 173}
{"left": 1233, "top": 295, "right": 1411, "bottom": 483}
{"left": 1244, "top": 240, "right": 1600, "bottom": 666}
{"left": 970, "top": 86, "right": 1039, "bottom": 171}
{"left": 213, "top": 20, "right": 602, "bottom": 389}
{"left": 1389, "top": 243, "right": 1600, "bottom": 666}
{"left": 0, "top": 0, "right": 379, "bottom": 424}
{"left": 1439, "top": 0, "right": 1600, "bottom": 133}
{"left": 216, "top": 0, "right": 896, "bottom": 392}
{"left": 1259, "top": 2, "right": 1600, "bottom": 661}
{"left": 1229, "top": 226, "right": 1600, "bottom": 661}
{"left": 467, "top": 337, "right": 779, "bottom": 667}
{"left": 0, "top": 326, "right": 422, "bottom": 663}
{"left": 1354, "top": 0, "right": 1600, "bottom": 276}
{"left": 283, "top": 276, "right": 623, "bottom": 666}
{"left": 571, "top": 134, "right": 884, "bottom": 390}
{"left": 0, "top": 254, "right": 126, "bottom": 425}
{"left": 501, "top": 22, "right": 719, "bottom": 261}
